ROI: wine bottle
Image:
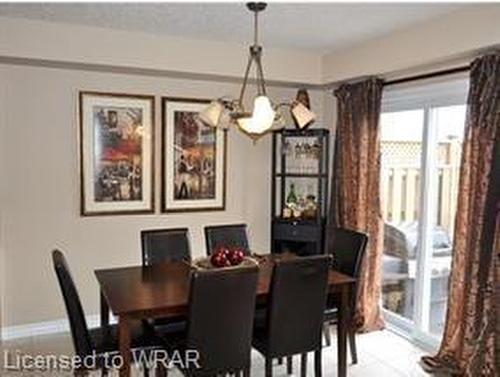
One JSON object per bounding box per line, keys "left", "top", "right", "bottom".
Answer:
{"left": 286, "top": 183, "right": 298, "bottom": 205}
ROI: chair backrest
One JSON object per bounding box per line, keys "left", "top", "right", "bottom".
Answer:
{"left": 266, "top": 255, "right": 331, "bottom": 357}
{"left": 52, "top": 250, "right": 93, "bottom": 358}
{"left": 329, "top": 227, "right": 368, "bottom": 278}
{"left": 141, "top": 228, "right": 191, "bottom": 266}
{"left": 186, "top": 266, "right": 259, "bottom": 375}
{"left": 204, "top": 224, "right": 250, "bottom": 255}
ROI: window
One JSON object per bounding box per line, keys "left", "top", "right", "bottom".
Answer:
{"left": 380, "top": 77, "right": 468, "bottom": 348}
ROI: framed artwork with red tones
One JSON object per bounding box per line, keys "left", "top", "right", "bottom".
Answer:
{"left": 79, "top": 91, "right": 155, "bottom": 216}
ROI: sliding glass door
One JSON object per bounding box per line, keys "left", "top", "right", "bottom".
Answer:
{"left": 380, "top": 109, "right": 424, "bottom": 328}
{"left": 379, "top": 79, "right": 468, "bottom": 347}
{"left": 424, "top": 105, "right": 465, "bottom": 337}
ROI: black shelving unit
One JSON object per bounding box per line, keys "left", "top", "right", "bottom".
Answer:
{"left": 271, "top": 128, "right": 330, "bottom": 256}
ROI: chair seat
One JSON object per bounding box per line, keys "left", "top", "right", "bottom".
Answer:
{"left": 159, "top": 318, "right": 245, "bottom": 376}
{"left": 145, "top": 316, "right": 187, "bottom": 334}
{"left": 91, "top": 322, "right": 162, "bottom": 356}
{"left": 152, "top": 321, "right": 187, "bottom": 335}
{"left": 252, "top": 323, "right": 319, "bottom": 358}
{"left": 160, "top": 328, "right": 188, "bottom": 353}
{"left": 324, "top": 307, "right": 339, "bottom": 322}
{"left": 161, "top": 329, "right": 236, "bottom": 377}
{"left": 85, "top": 323, "right": 164, "bottom": 371}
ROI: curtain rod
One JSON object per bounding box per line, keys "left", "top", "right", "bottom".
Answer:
{"left": 383, "top": 64, "right": 470, "bottom": 87}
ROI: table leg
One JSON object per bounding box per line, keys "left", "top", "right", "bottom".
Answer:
{"left": 118, "top": 316, "right": 132, "bottom": 377}
{"left": 337, "top": 285, "right": 350, "bottom": 377}
{"left": 100, "top": 290, "right": 110, "bottom": 327}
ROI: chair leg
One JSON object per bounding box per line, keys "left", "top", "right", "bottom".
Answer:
{"left": 143, "top": 363, "right": 150, "bottom": 377}
{"left": 265, "top": 358, "right": 273, "bottom": 377}
{"left": 300, "top": 353, "right": 307, "bottom": 377}
{"left": 156, "top": 363, "right": 167, "bottom": 377}
{"left": 101, "top": 368, "right": 108, "bottom": 377}
{"left": 243, "top": 366, "right": 250, "bottom": 377}
{"left": 348, "top": 329, "right": 358, "bottom": 364}
{"left": 322, "top": 322, "right": 331, "bottom": 347}
{"left": 314, "top": 348, "right": 322, "bottom": 377}
{"left": 286, "top": 356, "right": 293, "bottom": 375}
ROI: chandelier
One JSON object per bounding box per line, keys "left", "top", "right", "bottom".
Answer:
{"left": 199, "top": 2, "right": 316, "bottom": 138}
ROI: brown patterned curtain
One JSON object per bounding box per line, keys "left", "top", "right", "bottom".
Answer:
{"left": 421, "top": 53, "right": 500, "bottom": 375}
{"left": 329, "top": 78, "right": 385, "bottom": 332}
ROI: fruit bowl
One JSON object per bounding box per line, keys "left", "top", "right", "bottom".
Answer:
{"left": 192, "top": 256, "right": 258, "bottom": 271}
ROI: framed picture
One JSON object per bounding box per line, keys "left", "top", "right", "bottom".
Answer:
{"left": 162, "top": 97, "right": 227, "bottom": 212}
{"left": 79, "top": 91, "right": 155, "bottom": 216}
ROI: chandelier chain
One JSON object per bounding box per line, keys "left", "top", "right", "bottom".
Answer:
{"left": 198, "top": 2, "right": 316, "bottom": 136}
{"left": 256, "top": 53, "right": 267, "bottom": 96}
{"left": 238, "top": 53, "right": 254, "bottom": 107}
{"left": 254, "top": 8, "right": 259, "bottom": 46}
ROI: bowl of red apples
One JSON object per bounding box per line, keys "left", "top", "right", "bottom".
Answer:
{"left": 193, "top": 246, "right": 257, "bottom": 270}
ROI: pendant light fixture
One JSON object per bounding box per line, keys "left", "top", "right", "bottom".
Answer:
{"left": 199, "top": 2, "right": 316, "bottom": 138}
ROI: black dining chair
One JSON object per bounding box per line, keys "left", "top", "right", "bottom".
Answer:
{"left": 140, "top": 228, "right": 190, "bottom": 335}
{"left": 204, "top": 224, "right": 250, "bottom": 255}
{"left": 252, "top": 255, "right": 331, "bottom": 377}
{"left": 141, "top": 227, "right": 191, "bottom": 265}
{"left": 52, "top": 249, "right": 162, "bottom": 377}
{"left": 160, "top": 266, "right": 259, "bottom": 376}
{"left": 323, "top": 227, "right": 368, "bottom": 364}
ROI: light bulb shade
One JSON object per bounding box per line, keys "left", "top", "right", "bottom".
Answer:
{"left": 245, "top": 96, "right": 275, "bottom": 134}
{"left": 198, "top": 100, "right": 224, "bottom": 128}
{"left": 291, "top": 102, "right": 316, "bottom": 129}
{"left": 236, "top": 116, "right": 255, "bottom": 134}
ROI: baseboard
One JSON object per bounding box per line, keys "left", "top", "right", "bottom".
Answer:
{"left": 1, "top": 314, "right": 116, "bottom": 341}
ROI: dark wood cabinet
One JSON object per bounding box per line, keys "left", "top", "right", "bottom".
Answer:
{"left": 271, "top": 129, "right": 330, "bottom": 256}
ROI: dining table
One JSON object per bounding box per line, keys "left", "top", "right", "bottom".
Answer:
{"left": 95, "top": 253, "right": 355, "bottom": 377}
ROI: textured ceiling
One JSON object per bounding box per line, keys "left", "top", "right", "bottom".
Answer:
{"left": 0, "top": 3, "right": 465, "bottom": 53}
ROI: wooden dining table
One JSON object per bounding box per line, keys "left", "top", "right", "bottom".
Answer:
{"left": 95, "top": 253, "right": 355, "bottom": 377}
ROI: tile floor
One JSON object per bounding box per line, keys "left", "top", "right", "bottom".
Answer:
{"left": 1, "top": 327, "right": 431, "bottom": 376}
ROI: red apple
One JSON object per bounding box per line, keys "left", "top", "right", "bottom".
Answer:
{"left": 214, "top": 245, "right": 230, "bottom": 258}
{"left": 210, "top": 246, "right": 231, "bottom": 268}
{"left": 210, "top": 251, "right": 228, "bottom": 268}
{"left": 228, "top": 248, "right": 245, "bottom": 266}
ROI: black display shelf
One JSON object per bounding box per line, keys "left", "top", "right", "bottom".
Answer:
{"left": 270, "top": 128, "right": 330, "bottom": 256}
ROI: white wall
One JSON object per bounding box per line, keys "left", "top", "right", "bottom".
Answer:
{"left": 0, "top": 66, "right": 6, "bottom": 330}
{"left": 0, "top": 16, "right": 323, "bottom": 86}
{"left": 0, "top": 63, "right": 327, "bottom": 328}
{"left": 322, "top": 5, "right": 500, "bottom": 83}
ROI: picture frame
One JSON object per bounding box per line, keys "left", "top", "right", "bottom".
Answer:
{"left": 161, "top": 97, "right": 227, "bottom": 213}
{"left": 79, "top": 91, "right": 155, "bottom": 216}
